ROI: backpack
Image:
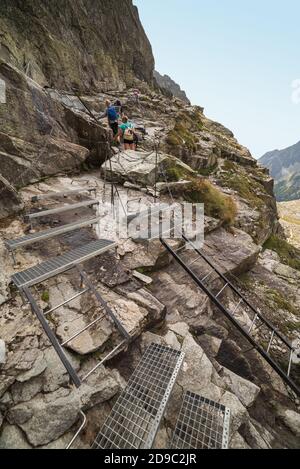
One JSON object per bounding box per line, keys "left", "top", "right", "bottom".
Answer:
{"left": 123, "top": 125, "right": 134, "bottom": 141}
{"left": 107, "top": 106, "right": 118, "bottom": 122}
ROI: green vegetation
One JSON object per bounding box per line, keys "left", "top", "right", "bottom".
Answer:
{"left": 263, "top": 235, "right": 300, "bottom": 271}
{"left": 265, "top": 288, "right": 298, "bottom": 316}
{"left": 41, "top": 291, "right": 50, "bottom": 303}
{"left": 220, "top": 161, "right": 265, "bottom": 209}
{"left": 183, "top": 178, "right": 237, "bottom": 227}
{"left": 197, "top": 164, "right": 218, "bottom": 177}
{"left": 166, "top": 110, "right": 203, "bottom": 152}
{"left": 163, "top": 160, "right": 191, "bottom": 182}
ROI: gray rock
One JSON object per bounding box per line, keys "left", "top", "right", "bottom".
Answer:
{"left": 0, "top": 174, "right": 23, "bottom": 220}
{"left": 220, "top": 367, "right": 260, "bottom": 408}
{"left": 230, "top": 432, "right": 251, "bottom": 449}
{"left": 0, "top": 424, "right": 32, "bottom": 449}
{"left": 42, "top": 347, "right": 80, "bottom": 393}
{"left": 168, "top": 322, "right": 190, "bottom": 338}
{"left": 0, "top": 339, "right": 6, "bottom": 364}
{"left": 102, "top": 150, "right": 194, "bottom": 187}
{"left": 240, "top": 419, "right": 273, "bottom": 449}
{"left": 219, "top": 392, "right": 248, "bottom": 435}
{"left": 280, "top": 409, "right": 300, "bottom": 437}
{"left": 203, "top": 227, "right": 261, "bottom": 277}
{"left": 11, "top": 376, "right": 44, "bottom": 405}
{"left": 16, "top": 354, "right": 47, "bottom": 383}
{"left": 7, "top": 366, "right": 121, "bottom": 446}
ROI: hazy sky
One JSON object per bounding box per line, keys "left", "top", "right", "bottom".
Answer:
{"left": 134, "top": 0, "right": 300, "bottom": 158}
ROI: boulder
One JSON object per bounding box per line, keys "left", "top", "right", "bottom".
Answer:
{"left": 0, "top": 174, "right": 23, "bottom": 219}
{"left": 7, "top": 366, "right": 121, "bottom": 447}
{"left": 279, "top": 409, "right": 300, "bottom": 437}
{"left": 0, "top": 424, "right": 32, "bottom": 449}
{"left": 102, "top": 150, "right": 194, "bottom": 187}
{"left": 220, "top": 367, "right": 260, "bottom": 408}
{"left": 203, "top": 227, "right": 261, "bottom": 277}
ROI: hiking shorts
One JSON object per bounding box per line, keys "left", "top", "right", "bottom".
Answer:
{"left": 123, "top": 139, "right": 134, "bottom": 145}
{"left": 109, "top": 122, "right": 119, "bottom": 136}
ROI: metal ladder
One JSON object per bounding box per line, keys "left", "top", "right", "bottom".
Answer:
{"left": 92, "top": 343, "right": 185, "bottom": 449}
{"left": 21, "top": 265, "right": 130, "bottom": 388}
{"left": 160, "top": 234, "right": 300, "bottom": 397}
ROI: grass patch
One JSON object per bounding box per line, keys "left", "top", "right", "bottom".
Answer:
{"left": 183, "top": 178, "right": 237, "bottom": 226}
{"left": 263, "top": 235, "right": 300, "bottom": 271}
{"left": 220, "top": 161, "right": 265, "bottom": 209}
{"left": 197, "top": 164, "right": 218, "bottom": 177}
{"left": 265, "top": 288, "right": 298, "bottom": 316}
{"left": 166, "top": 110, "right": 203, "bottom": 152}
{"left": 41, "top": 291, "right": 50, "bottom": 303}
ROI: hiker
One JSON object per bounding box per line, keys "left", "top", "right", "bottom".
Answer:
{"left": 118, "top": 115, "right": 136, "bottom": 150}
{"left": 99, "top": 100, "right": 119, "bottom": 140}
{"left": 113, "top": 99, "right": 123, "bottom": 117}
{"left": 133, "top": 88, "right": 140, "bottom": 104}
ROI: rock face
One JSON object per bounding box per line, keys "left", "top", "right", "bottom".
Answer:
{"left": 0, "top": 174, "right": 23, "bottom": 218}
{"left": 0, "top": 0, "right": 154, "bottom": 91}
{"left": 259, "top": 140, "right": 300, "bottom": 201}
{"left": 154, "top": 71, "right": 190, "bottom": 104}
{"left": 0, "top": 61, "right": 110, "bottom": 218}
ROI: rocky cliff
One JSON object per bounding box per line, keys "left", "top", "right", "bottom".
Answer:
{"left": 259, "top": 141, "right": 300, "bottom": 201}
{"left": 154, "top": 70, "right": 191, "bottom": 104}
{"left": 0, "top": 0, "right": 154, "bottom": 91}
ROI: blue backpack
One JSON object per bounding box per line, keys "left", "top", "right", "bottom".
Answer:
{"left": 107, "top": 106, "right": 118, "bottom": 122}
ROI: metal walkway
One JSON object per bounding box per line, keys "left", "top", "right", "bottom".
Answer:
{"left": 11, "top": 239, "right": 116, "bottom": 289}
{"left": 22, "top": 266, "right": 130, "bottom": 388}
{"left": 31, "top": 187, "right": 97, "bottom": 203}
{"left": 5, "top": 217, "right": 100, "bottom": 252}
{"left": 170, "top": 391, "right": 230, "bottom": 449}
{"left": 26, "top": 199, "right": 99, "bottom": 221}
{"left": 160, "top": 235, "right": 300, "bottom": 397}
{"left": 92, "top": 343, "right": 184, "bottom": 449}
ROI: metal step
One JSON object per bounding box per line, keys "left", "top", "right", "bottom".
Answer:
{"left": 22, "top": 266, "right": 130, "bottom": 388}
{"left": 31, "top": 188, "right": 96, "bottom": 202}
{"left": 160, "top": 235, "right": 300, "bottom": 397}
{"left": 12, "top": 239, "right": 116, "bottom": 289}
{"left": 170, "top": 391, "right": 230, "bottom": 449}
{"left": 26, "top": 199, "right": 100, "bottom": 221}
{"left": 5, "top": 217, "right": 100, "bottom": 251}
{"left": 92, "top": 343, "right": 184, "bottom": 449}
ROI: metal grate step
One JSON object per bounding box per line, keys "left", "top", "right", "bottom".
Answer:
{"left": 92, "top": 343, "right": 184, "bottom": 449}
{"left": 22, "top": 266, "right": 130, "bottom": 388}
{"left": 31, "top": 188, "right": 96, "bottom": 202}
{"left": 5, "top": 217, "right": 100, "bottom": 251}
{"left": 12, "top": 239, "right": 116, "bottom": 289}
{"left": 161, "top": 235, "right": 300, "bottom": 397}
{"left": 26, "top": 200, "right": 99, "bottom": 220}
{"left": 170, "top": 391, "right": 230, "bottom": 449}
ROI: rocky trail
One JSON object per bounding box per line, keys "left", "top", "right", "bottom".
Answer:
{"left": 0, "top": 77, "right": 300, "bottom": 448}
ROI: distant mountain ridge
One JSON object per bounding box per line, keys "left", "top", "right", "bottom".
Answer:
{"left": 153, "top": 70, "right": 191, "bottom": 104}
{"left": 259, "top": 141, "right": 300, "bottom": 201}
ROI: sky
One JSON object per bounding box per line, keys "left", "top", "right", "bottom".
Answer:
{"left": 134, "top": 0, "right": 300, "bottom": 158}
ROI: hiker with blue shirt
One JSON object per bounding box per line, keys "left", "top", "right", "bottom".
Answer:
{"left": 99, "top": 99, "right": 119, "bottom": 140}
{"left": 118, "top": 115, "right": 136, "bottom": 150}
